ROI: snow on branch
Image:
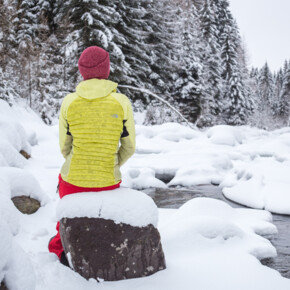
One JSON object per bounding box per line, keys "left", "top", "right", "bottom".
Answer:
{"left": 118, "top": 85, "right": 195, "bottom": 129}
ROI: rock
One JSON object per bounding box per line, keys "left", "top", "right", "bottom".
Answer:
{"left": 0, "top": 282, "right": 8, "bottom": 290}
{"left": 19, "top": 150, "right": 31, "bottom": 159}
{"left": 12, "top": 196, "right": 40, "bottom": 214}
{"left": 59, "top": 217, "right": 166, "bottom": 281}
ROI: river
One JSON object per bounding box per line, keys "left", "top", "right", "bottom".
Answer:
{"left": 144, "top": 185, "right": 290, "bottom": 279}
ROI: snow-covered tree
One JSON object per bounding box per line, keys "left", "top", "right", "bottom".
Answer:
{"left": 171, "top": 0, "right": 202, "bottom": 123}
{"left": 224, "top": 67, "right": 250, "bottom": 125}
{"left": 198, "top": 0, "right": 223, "bottom": 124}
{"left": 277, "top": 61, "right": 290, "bottom": 120}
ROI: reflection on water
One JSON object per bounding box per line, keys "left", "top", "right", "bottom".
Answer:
{"left": 144, "top": 185, "right": 290, "bottom": 279}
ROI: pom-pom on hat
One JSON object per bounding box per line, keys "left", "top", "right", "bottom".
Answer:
{"left": 78, "top": 46, "right": 110, "bottom": 80}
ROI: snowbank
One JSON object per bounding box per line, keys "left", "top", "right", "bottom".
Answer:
{"left": 207, "top": 125, "right": 244, "bottom": 146}
{"left": 0, "top": 100, "right": 50, "bottom": 288}
{"left": 162, "top": 197, "right": 277, "bottom": 260}
{"left": 0, "top": 221, "right": 35, "bottom": 290}
{"left": 223, "top": 158, "right": 290, "bottom": 214}
{"left": 122, "top": 167, "right": 166, "bottom": 189}
{"left": 0, "top": 100, "right": 31, "bottom": 154}
{"left": 0, "top": 100, "right": 32, "bottom": 167}
{"left": 57, "top": 187, "right": 158, "bottom": 227}
{"left": 122, "top": 122, "right": 290, "bottom": 215}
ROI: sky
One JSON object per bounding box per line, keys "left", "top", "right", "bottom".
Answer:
{"left": 228, "top": 0, "right": 290, "bottom": 72}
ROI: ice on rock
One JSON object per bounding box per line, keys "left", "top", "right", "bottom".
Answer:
{"left": 57, "top": 187, "right": 158, "bottom": 228}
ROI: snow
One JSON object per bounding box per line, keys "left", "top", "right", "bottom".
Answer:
{"left": 123, "top": 123, "right": 290, "bottom": 214}
{"left": 162, "top": 197, "right": 277, "bottom": 260}
{"left": 0, "top": 100, "right": 31, "bottom": 154}
{"left": 0, "top": 167, "right": 49, "bottom": 204}
{"left": 0, "top": 221, "right": 12, "bottom": 282}
{"left": 0, "top": 100, "right": 50, "bottom": 288}
{"left": 57, "top": 188, "right": 158, "bottom": 228}
{"left": 122, "top": 167, "right": 166, "bottom": 189}
{"left": 1, "top": 100, "right": 290, "bottom": 289}
{"left": 207, "top": 125, "right": 244, "bottom": 146}
{"left": 223, "top": 157, "right": 290, "bottom": 214}
{"left": 0, "top": 221, "right": 36, "bottom": 290}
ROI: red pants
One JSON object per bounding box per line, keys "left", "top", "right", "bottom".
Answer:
{"left": 48, "top": 174, "right": 121, "bottom": 259}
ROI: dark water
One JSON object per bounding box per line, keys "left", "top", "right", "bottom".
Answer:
{"left": 144, "top": 185, "right": 290, "bottom": 279}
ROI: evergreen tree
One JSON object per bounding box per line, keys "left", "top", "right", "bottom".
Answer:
{"left": 278, "top": 61, "right": 290, "bottom": 120}
{"left": 0, "top": 1, "right": 19, "bottom": 104}
{"left": 113, "top": 0, "right": 161, "bottom": 102}
{"left": 220, "top": 17, "right": 252, "bottom": 125}
{"left": 272, "top": 68, "right": 284, "bottom": 115}
{"left": 173, "top": 0, "right": 202, "bottom": 123}
{"left": 224, "top": 67, "right": 250, "bottom": 125}
{"left": 198, "top": 0, "right": 223, "bottom": 124}
{"left": 258, "top": 62, "right": 275, "bottom": 106}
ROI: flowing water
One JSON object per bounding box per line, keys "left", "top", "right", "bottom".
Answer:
{"left": 144, "top": 185, "right": 290, "bottom": 279}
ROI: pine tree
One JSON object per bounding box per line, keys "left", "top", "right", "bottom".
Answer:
{"left": 173, "top": 0, "right": 202, "bottom": 123}
{"left": 278, "top": 61, "right": 290, "bottom": 120}
{"left": 224, "top": 67, "right": 250, "bottom": 125}
{"left": 198, "top": 0, "right": 223, "bottom": 124}
{"left": 272, "top": 68, "right": 284, "bottom": 115}
{"left": 220, "top": 14, "right": 251, "bottom": 125}
{"left": 258, "top": 62, "right": 275, "bottom": 106}
{"left": 0, "top": 0, "right": 19, "bottom": 105}
{"left": 112, "top": 0, "right": 160, "bottom": 102}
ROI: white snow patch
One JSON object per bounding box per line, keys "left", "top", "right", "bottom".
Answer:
{"left": 122, "top": 167, "right": 166, "bottom": 189}
{"left": 57, "top": 187, "right": 158, "bottom": 227}
{"left": 207, "top": 125, "right": 244, "bottom": 146}
{"left": 0, "top": 167, "right": 49, "bottom": 205}
{"left": 223, "top": 157, "right": 290, "bottom": 214}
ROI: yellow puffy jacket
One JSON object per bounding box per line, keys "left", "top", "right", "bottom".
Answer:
{"left": 59, "top": 79, "right": 135, "bottom": 188}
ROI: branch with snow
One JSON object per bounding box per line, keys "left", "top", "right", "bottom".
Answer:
{"left": 118, "top": 85, "right": 195, "bottom": 129}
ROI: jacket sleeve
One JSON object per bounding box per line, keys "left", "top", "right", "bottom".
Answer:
{"left": 59, "top": 99, "right": 73, "bottom": 159}
{"left": 118, "top": 98, "right": 136, "bottom": 167}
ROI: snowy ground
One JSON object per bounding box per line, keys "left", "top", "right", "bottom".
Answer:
{"left": 1, "top": 100, "right": 290, "bottom": 289}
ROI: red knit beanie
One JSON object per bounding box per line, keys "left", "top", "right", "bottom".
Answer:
{"left": 78, "top": 46, "right": 110, "bottom": 80}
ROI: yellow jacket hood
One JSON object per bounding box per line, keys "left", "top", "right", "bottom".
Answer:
{"left": 76, "top": 79, "right": 118, "bottom": 100}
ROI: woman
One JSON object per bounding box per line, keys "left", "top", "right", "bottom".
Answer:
{"left": 48, "top": 46, "right": 136, "bottom": 265}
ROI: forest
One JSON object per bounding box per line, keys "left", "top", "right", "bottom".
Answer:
{"left": 0, "top": 0, "right": 290, "bottom": 129}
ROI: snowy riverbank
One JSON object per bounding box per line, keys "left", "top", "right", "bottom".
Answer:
{"left": 1, "top": 100, "right": 290, "bottom": 289}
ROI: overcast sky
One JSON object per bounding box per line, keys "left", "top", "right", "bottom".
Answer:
{"left": 228, "top": 0, "right": 290, "bottom": 72}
